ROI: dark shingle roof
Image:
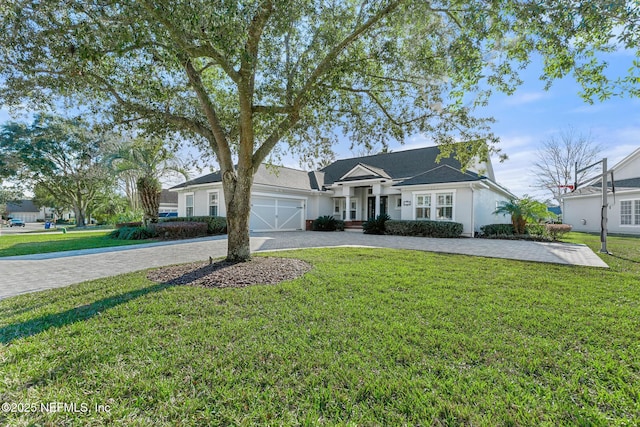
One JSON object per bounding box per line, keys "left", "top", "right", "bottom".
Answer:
{"left": 394, "top": 164, "right": 481, "bottom": 186}
{"left": 171, "top": 164, "right": 314, "bottom": 191}
{"left": 160, "top": 189, "right": 178, "bottom": 204}
{"left": 5, "top": 200, "right": 40, "bottom": 213}
{"left": 591, "top": 177, "right": 640, "bottom": 189}
{"left": 320, "top": 146, "right": 464, "bottom": 185}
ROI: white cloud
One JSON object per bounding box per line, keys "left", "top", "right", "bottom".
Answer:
{"left": 504, "top": 91, "right": 549, "bottom": 106}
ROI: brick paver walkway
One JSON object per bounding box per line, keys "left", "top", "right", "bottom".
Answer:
{"left": 0, "top": 231, "right": 608, "bottom": 300}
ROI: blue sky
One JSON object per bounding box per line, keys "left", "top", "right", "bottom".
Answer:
{"left": 2, "top": 51, "right": 638, "bottom": 201}
{"left": 373, "top": 52, "right": 640, "bottom": 200}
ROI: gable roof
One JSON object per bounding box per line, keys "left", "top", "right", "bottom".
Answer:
{"left": 169, "top": 145, "right": 510, "bottom": 194}
{"left": 5, "top": 200, "right": 41, "bottom": 213}
{"left": 320, "top": 146, "right": 469, "bottom": 185}
{"left": 171, "top": 164, "right": 316, "bottom": 191}
{"left": 394, "top": 164, "right": 481, "bottom": 186}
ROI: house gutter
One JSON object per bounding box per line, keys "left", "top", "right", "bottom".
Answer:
{"left": 469, "top": 183, "right": 475, "bottom": 238}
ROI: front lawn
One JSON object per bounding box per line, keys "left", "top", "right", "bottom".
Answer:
{"left": 0, "top": 236, "right": 638, "bottom": 425}
{"left": 0, "top": 231, "right": 157, "bottom": 257}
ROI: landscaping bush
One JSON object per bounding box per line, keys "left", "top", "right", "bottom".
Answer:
{"left": 480, "top": 223, "right": 515, "bottom": 236}
{"left": 362, "top": 214, "right": 390, "bottom": 235}
{"left": 546, "top": 223, "right": 572, "bottom": 241}
{"left": 108, "top": 226, "right": 156, "bottom": 240}
{"left": 115, "top": 221, "right": 143, "bottom": 229}
{"left": 160, "top": 216, "right": 227, "bottom": 235}
{"left": 385, "top": 220, "right": 463, "bottom": 238}
{"left": 150, "top": 221, "right": 208, "bottom": 240}
{"left": 524, "top": 223, "right": 546, "bottom": 237}
{"left": 312, "top": 215, "right": 343, "bottom": 231}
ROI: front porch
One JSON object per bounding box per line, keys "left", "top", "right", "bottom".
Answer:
{"left": 332, "top": 185, "right": 400, "bottom": 222}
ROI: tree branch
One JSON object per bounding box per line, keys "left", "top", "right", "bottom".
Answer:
{"left": 322, "top": 84, "right": 429, "bottom": 127}
{"left": 83, "top": 71, "right": 217, "bottom": 153}
{"left": 183, "top": 59, "right": 233, "bottom": 170}
{"left": 294, "top": 0, "right": 405, "bottom": 107}
{"left": 252, "top": 105, "right": 294, "bottom": 114}
{"left": 139, "top": 0, "right": 241, "bottom": 83}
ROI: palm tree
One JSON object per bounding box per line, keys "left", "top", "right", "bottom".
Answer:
{"left": 108, "top": 137, "right": 189, "bottom": 225}
{"left": 494, "top": 196, "right": 550, "bottom": 234}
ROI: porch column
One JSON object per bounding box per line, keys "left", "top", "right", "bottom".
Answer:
{"left": 375, "top": 194, "right": 380, "bottom": 217}
{"left": 345, "top": 195, "right": 351, "bottom": 221}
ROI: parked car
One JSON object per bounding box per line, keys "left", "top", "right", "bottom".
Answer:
{"left": 9, "top": 218, "right": 26, "bottom": 227}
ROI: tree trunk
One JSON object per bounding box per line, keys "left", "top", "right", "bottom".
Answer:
{"left": 138, "top": 176, "right": 161, "bottom": 226}
{"left": 74, "top": 205, "right": 86, "bottom": 227}
{"left": 512, "top": 215, "right": 526, "bottom": 235}
{"left": 223, "top": 168, "right": 254, "bottom": 262}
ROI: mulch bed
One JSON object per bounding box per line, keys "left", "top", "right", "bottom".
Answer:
{"left": 147, "top": 257, "right": 312, "bottom": 288}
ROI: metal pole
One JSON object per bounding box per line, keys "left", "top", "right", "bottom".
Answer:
{"left": 600, "top": 158, "right": 608, "bottom": 254}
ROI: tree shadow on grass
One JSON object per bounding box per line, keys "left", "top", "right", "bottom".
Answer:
{"left": 609, "top": 253, "right": 640, "bottom": 264}
{"left": 0, "top": 264, "right": 216, "bottom": 345}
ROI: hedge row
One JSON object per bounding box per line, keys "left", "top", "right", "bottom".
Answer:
{"left": 150, "top": 222, "right": 209, "bottom": 240}
{"left": 480, "top": 223, "right": 572, "bottom": 241}
{"left": 108, "top": 226, "right": 155, "bottom": 240}
{"left": 385, "top": 220, "right": 463, "bottom": 238}
{"left": 160, "top": 216, "right": 227, "bottom": 235}
{"left": 480, "top": 223, "right": 515, "bottom": 236}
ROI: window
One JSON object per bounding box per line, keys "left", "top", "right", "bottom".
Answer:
{"left": 415, "top": 194, "right": 431, "bottom": 220}
{"left": 350, "top": 200, "right": 357, "bottom": 220}
{"left": 185, "top": 194, "right": 194, "bottom": 217}
{"left": 621, "top": 201, "right": 632, "bottom": 225}
{"left": 621, "top": 200, "right": 640, "bottom": 226}
{"left": 208, "top": 192, "right": 219, "bottom": 216}
{"left": 436, "top": 193, "right": 453, "bottom": 220}
{"left": 415, "top": 192, "right": 455, "bottom": 221}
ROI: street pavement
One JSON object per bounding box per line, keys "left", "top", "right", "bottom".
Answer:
{"left": 0, "top": 231, "right": 608, "bottom": 300}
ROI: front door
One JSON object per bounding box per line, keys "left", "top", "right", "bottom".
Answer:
{"left": 367, "top": 196, "right": 388, "bottom": 219}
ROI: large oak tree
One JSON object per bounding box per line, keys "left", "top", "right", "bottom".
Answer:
{"left": 0, "top": 1, "right": 637, "bottom": 260}
{"left": 0, "top": 115, "right": 114, "bottom": 226}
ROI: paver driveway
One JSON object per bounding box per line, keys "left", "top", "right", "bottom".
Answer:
{"left": 0, "top": 231, "right": 608, "bottom": 300}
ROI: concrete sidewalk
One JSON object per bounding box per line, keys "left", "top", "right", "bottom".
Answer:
{"left": 0, "top": 231, "right": 608, "bottom": 300}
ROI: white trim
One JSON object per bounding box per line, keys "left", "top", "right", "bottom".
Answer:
{"left": 207, "top": 190, "right": 220, "bottom": 216}
{"left": 620, "top": 198, "right": 640, "bottom": 227}
{"left": 184, "top": 192, "right": 195, "bottom": 217}
{"left": 252, "top": 191, "right": 308, "bottom": 202}
{"left": 412, "top": 189, "right": 457, "bottom": 221}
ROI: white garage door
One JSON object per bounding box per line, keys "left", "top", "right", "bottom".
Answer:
{"left": 250, "top": 196, "right": 305, "bottom": 231}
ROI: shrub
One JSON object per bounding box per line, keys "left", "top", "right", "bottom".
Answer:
{"left": 362, "top": 214, "right": 390, "bottom": 235}
{"left": 480, "top": 223, "right": 515, "bottom": 236}
{"left": 115, "top": 221, "right": 143, "bottom": 229}
{"left": 546, "top": 223, "right": 572, "bottom": 241}
{"left": 524, "top": 223, "right": 546, "bottom": 237}
{"left": 160, "top": 216, "right": 227, "bottom": 235}
{"left": 108, "top": 226, "right": 156, "bottom": 240}
{"left": 312, "top": 215, "right": 342, "bottom": 231}
{"left": 150, "top": 221, "right": 208, "bottom": 240}
{"left": 385, "top": 220, "right": 463, "bottom": 238}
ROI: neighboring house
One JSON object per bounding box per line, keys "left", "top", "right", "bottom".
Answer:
{"left": 4, "top": 200, "right": 45, "bottom": 222}
{"left": 547, "top": 205, "right": 562, "bottom": 222}
{"left": 562, "top": 147, "right": 640, "bottom": 235}
{"left": 159, "top": 189, "right": 178, "bottom": 215}
{"left": 170, "top": 145, "right": 514, "bottom": 236}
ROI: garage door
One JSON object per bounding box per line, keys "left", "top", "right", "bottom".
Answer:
{"left": 250, "top": 196, "right": 305, "bottom": 231}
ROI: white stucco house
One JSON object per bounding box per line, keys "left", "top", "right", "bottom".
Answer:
{"left": 562, "top": 147, "right": 640, "bottom": 235}
{"left": 170, "top": 145, "right": 514, "bottom": 237}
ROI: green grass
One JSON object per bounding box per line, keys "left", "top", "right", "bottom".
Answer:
{"left": 0, "top": 231, "right": 157, "bottom": 257}
{"left": 0, "top": 234, "right": 639, "bottom": 425}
